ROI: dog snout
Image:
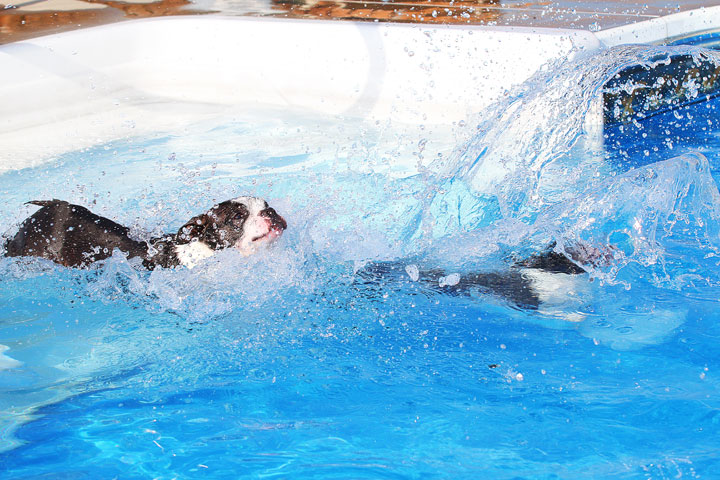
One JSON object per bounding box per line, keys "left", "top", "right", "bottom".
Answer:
{"left": 260, "top": 207, "right": 287, "bottom": 231}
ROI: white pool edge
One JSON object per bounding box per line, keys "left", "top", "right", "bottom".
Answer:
{"left": 596, "top": 5, "right": 720, "bottom": 46}
{"left": 0, "top": 8, "right": 719, "bottom": 171}
{"left": 0, "top": 17, "right": 600, "bottom": 171}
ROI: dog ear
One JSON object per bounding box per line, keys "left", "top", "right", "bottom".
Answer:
{"left": 175, "top": 213, "right": 210, "bottom": 244}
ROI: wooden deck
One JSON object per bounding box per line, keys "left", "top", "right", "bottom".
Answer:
{"left": 1, "top": 0, "right": 717, "bottom": 44}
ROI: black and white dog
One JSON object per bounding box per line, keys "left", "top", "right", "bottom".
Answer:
{"left": 358, "top": 249, "right": 588, "bottom": 310}
{"left": 4, "top": 197, "right": 287, "bottom": 269}
{"left": 357, "top": 242, "right": 613, "bottom": 319}
{"left": 4, "top": 197, "right": 603, "bottom": 315}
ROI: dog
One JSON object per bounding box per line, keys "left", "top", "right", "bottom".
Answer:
{"left": 358, "top": 244, "right": 611, "bottom": 316}
{"left": 4, "top": 197, "right": 602, "bottom": 314}
{"left": 4, "top": 197, "right": 287, "bottom": 269}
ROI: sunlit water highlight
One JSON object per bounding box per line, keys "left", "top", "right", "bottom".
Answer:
{"left": 2, "top": 44, "right": 720, "bottom": 478}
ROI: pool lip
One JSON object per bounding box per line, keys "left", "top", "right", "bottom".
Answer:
{"left": 666, "top": 28, "right": 720, "bottom": 48}
{"left": 595, "top": 5, "right": 720, "bottom": 47}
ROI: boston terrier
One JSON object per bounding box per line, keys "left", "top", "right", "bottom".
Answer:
{"left": 4, "top": 197, "right": 287, "bottom": 269}
{"left": 358, "top": 243, "right": 613, "bottom": 317}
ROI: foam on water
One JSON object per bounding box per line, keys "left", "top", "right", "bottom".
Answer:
{"left": 2, "top": 43, "right": 720, "bottom": 477}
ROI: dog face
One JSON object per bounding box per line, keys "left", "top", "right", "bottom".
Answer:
{"left": 176, "top": 197, "right": 287, "bottom": 256}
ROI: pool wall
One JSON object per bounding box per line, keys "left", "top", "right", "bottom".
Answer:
{"left": 0, "top": 8, "right": 719, "bottom": 172}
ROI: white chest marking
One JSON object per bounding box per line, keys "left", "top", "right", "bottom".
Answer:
{"left": 174, "top": 242, "right": 215, "bottom": 269}
{"left": 522, "top": 268, "right": 589, "bottom": 322}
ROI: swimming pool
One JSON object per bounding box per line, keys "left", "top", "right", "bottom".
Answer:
{"left": 2, "top": 30, "right": 720, "bottom": 480}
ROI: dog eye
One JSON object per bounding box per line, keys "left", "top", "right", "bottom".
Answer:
{"left": 232, "top": 212, "right": 247, "bottom": 223}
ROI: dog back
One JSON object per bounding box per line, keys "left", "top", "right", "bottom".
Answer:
{"left": 5, "top": 200, "right": 148, "bottom": 267}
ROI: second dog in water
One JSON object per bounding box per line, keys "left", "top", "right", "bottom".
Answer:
{"left": 4, "top": 197, "right": 287, "bottom": 269}
{"left": 358, "top": 248, "right": 591, "bottom": 313}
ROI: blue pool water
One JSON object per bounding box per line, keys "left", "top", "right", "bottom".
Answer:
{"left": 2, "top": 44, "right": 720, "bottom": 478}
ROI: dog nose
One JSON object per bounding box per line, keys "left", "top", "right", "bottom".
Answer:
{"left": 260, "top": 208, "right": 287, "bottom": 231}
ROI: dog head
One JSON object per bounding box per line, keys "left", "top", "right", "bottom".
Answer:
{"left": 176, "top": 197, "right": 287, "bottom": 256}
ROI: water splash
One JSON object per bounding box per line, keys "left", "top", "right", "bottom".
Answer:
{"left": 1, "top": 43, "right": 720, "bottom": 325}
{"left": 417, "top": 44, "right": 720, "bottom": 237}
{"left": 80, "top": 242, "right": 322, "bottom": 322}
{"left": 539, "top": 152, "right": 720, "bottom": 288}
{"left": 385, "top": 44, "right": 720, "bottom": 292}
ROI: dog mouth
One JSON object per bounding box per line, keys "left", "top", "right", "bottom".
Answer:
{"left": 248, "top": 209, "right": 287, "bottom": 245}
{"left": 251, "top": 227, "right": 283, "bottom": 243}
{"left": 251, "top": 216, "right": 287, "bottom": 243}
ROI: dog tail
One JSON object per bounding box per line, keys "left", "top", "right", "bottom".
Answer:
{"left": 26, "top": 199, "right": 67, "bottom": 208}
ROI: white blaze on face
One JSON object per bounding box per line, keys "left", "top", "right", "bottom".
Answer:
{"left": 232, "top": 196, "right": 278, "bottom": 256}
